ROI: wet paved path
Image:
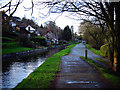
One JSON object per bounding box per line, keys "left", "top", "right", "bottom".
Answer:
{"left": 51, "top": 43, "right": 114, "bottom": 88}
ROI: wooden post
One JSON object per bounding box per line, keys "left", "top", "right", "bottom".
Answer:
{"left": 85, "top": 49, "right": 87, "bottom": 59}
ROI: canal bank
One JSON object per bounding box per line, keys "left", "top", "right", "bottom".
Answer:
{"left": 2, "top": 44, "right": 72, "bottom": 88}
{"left": 14, "top": 44, "right": 76, "bottom": 88}
{"left": 2, "top": 44, "right": 70, "bottom": 62}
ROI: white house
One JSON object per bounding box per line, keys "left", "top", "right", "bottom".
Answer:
{"left": 25, "top": 25, "right": 36, "bottom": 33}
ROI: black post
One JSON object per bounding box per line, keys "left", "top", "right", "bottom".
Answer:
{"left": 85, "top": 49, "right": 87, "bottom": 59}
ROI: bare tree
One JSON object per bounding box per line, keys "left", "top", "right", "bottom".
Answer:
{"left": 0, "top": 0, "right": 23, "bottom": 19}
{"left": 79, "top": 20, "right": 105, "bottom": 49}
{"left": 34, "top": 0, "right": 120, "bottom": 73}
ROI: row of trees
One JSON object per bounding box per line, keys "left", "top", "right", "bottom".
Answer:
{"left": 79, "top": 20, "right": 105, "bottom": 50}
{"left": 62, "top": 25, "right": 72, "bottom": 41}
{"left": 40, "top": 21, "right": 73, "bottom": 41}
{"left": 38, "top": 1, "right": 120, "bottom": 73}
{"left": 77, "top": 2, "right": 120, "bottom": 73}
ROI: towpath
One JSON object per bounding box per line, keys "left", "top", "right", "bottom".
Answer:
{"left": 51, "top": 43, "right": 114, "bottom": 88}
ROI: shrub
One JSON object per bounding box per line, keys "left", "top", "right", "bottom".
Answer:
{"left": 18, "top": 34, "right": 34, "bottom": 48}
{"left": 59, "top": 40, "right": 68, "bottom": 45}
{"left": 100, "top": 44, "right": 109, "bottom": 57}
{"left": 30, "top": 36, "right": 47, "bottom": 46}
{"left": 85, "top": 44, "right": 91, "bottom": 49}
{"left": 2, "top": 26, "right": 18, "bottom": 38}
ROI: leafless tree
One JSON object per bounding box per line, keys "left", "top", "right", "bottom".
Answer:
{"left": 35, "top": 0, "right": 120, "bottom": 73}
{"left": 0, "top": 0, "right": 24, "bottom": 18}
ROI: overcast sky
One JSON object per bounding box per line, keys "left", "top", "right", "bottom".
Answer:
{"left": 1, "top": 0, "right": 84, "bottom": 34}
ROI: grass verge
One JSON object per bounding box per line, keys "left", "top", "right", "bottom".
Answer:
{"left": 2, "top": 47, "right": 33, "bottom": 55}
{"left": 85, "top": 44, "right": 104, "bottom": 56}
{"left": 2, "top": 37, "right": 15, "bottom": 42}
{"left": 15, "top": 44, "right": 76, "bottom": 88}
{"left": 95, "top": 58, "right": 108, "bottom": 65}
{"left": 80, "top": 56, "right": 120, "bottom": 88}
{"left": 2, "top": 42, "right": 33, "bottom": 55}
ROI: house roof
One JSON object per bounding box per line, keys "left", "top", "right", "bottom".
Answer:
{"left": 25, "top": 25, "right": 36, "bottom": 31}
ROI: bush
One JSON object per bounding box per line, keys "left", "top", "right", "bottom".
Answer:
{"left": 100, "top": 44, "right": 109, "bottom": 57}
{"left": 85, "top": 44, "right": 91, "bottom": 49}
{"left": 2, "top": 26, "right": 18, "bottom": 38}
{"left": 30, "top": 36, "right": 47, "bottom": 46}
{"left": 59, "top": 40, "right": 68, "bottom": 45}
{"left": 18, "top": 34, "right": 34, "bottom": 48}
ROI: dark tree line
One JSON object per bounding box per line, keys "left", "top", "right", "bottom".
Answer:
{"left": 62, "top": 25, "right": 72, "bottom": 41}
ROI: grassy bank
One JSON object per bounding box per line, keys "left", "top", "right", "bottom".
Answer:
{"left": 2, "top": 42, "right": 33, "bottom": 55}
{"left": 85, "top": 44, "right": 104, "bottom": 56}
{"left": 15, "top": 44, "right": 76, "bottom": 88}
{"left": 80, "top": 56, "right": 120, "bottom": 88}
{"left": 3, "top": 47, "right": 33, "bottom": 55}
{"left": 95, "top": 58, "right": 108, "bottom": 65}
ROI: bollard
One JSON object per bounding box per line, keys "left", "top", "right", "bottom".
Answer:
{"left": 85, "top": 49, "right": 87, "bottom": 59}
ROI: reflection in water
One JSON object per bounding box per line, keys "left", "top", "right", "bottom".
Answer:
{"left": 2, "top": 53, "right": 46, "bottom": 88}
{"left": 2, "top": 46, "right": 65, "bottom": 88}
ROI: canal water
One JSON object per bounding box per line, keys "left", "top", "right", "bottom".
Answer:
{"left": 2, "top": 46, "right": 65, "bottom": 88}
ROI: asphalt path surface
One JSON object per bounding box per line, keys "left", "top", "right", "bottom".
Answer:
{"left": 51, "top": 43, "right": 114, "bottom": 88}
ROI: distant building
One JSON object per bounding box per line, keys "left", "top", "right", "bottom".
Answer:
{"left": 25, "top": 25, "right": 40, "bottom": 36}
{"left": 25, "top": 25, "right": 36, "bottom": 33}
{"left": 43, "top": 28, "right": 59, "bottom": 45}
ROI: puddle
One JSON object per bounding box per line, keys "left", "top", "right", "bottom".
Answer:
{"left": 67, "top": 81, "right": 97, "bottom": 84}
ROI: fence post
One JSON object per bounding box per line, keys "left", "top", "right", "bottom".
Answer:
{"left": 85, "top": 49, "right": 87, "bottom": 59}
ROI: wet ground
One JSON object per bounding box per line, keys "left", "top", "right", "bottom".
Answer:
{"left": 70, "top": 43, "right": 110, "bottom": 69}
{"left": 51, "top": 43, "right": 114, "bottom": 88}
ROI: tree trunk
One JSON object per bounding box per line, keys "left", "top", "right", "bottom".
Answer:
{"left": 109, "top": 3, "right": 115, "bottom": 68}
{"left": 108, "top": 36, "right": 114, "bottom": 67}
{"left": 113, "top": 37, "right": 120, "bottom": 73}
{"left": 113, "top": 2, "right": 120, "bottom": 73}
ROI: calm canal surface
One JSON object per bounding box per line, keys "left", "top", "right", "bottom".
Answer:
{"left": 2, "top": 46, "right": 65, "bottom": 88}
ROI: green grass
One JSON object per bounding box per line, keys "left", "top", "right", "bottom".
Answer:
{"left": 2, "top": 37, "right": 15, "bottom": 42}
{"left": 15, "top": 44, "right": 76, "bottom": 88}
{"left": 80, "top": 56, "right": 99, "bottom": 67}
{"left": 2, "top": 42, "right": 20, "bottom": 48}
{"left": 2, "top": 42, "right": 33, "bottom": 55}
{"left": 85, "top": 44, "right": 104, "bottom": 56}
{"left": 95, "top": 58, "right": 108, "bottom": 65}
{"left": 2, "top": 47, "right": 33, "bottom": 55}
{"left": 68, "top": 41, "right": 79, "bottom": 44}
{"left": 80, "top": 56, "right": 120, "bottom": 88}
